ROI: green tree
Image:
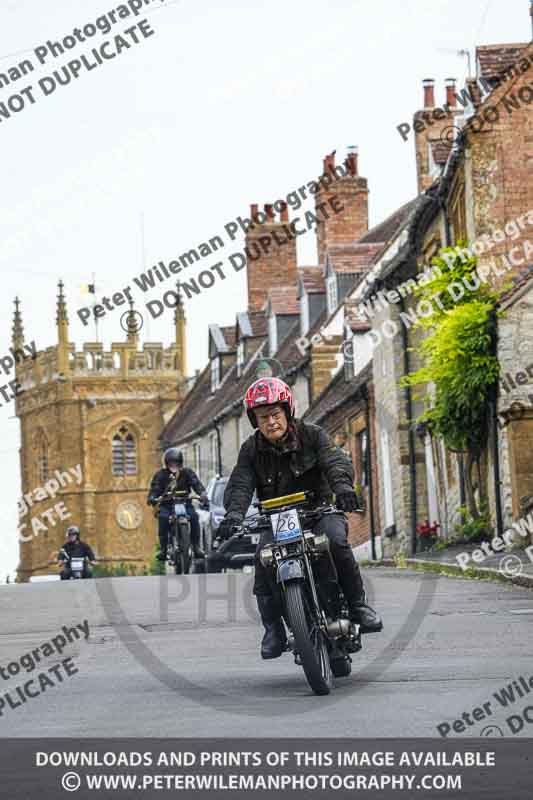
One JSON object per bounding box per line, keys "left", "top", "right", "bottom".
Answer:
{"left": 401, "top": 246, "right": 503, "bottom": 519}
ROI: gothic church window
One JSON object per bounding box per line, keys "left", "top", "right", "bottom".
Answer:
{"left": 112, "top": 425, "right": 137, "bottom": 476}
{"left": 36, "top": 430, "right": 49, "bottom": 483}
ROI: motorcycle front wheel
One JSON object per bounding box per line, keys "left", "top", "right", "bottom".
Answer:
{"left": 174, "top": 522, "right": 191, "bottom": 575}
{"left": 284, "top": 582, "right": 332, "bottom": 696}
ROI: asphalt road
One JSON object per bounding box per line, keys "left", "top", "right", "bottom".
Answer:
{"left": 1, "top": 567, "right": 532, "bottom": 738}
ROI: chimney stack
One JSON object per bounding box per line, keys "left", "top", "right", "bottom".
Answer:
{"left": 423, "top": 78, "right": 435, "bottom": 108}
{"left": 315, "top": 148, "right": 368, "bottom": 266}
{"left": 445, "top": 78, "right": 457, "bottom": 108}
{"left": 245, "top": 203, "right": 297, "bottom": 312}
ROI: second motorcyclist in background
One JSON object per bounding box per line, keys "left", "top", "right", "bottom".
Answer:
{"left": 147, "top": 447, "right": 207, "bottom": 561}
{"left": 58, "top": 525, "right": 96, "bottom": 579}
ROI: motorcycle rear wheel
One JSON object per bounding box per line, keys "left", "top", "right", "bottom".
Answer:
{"left": 284, "top": 582, "right": 333, "bottom": 696}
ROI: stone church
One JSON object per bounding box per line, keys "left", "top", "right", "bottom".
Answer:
{"left": 14, "top": 282, "right": 188, "bottom": 581}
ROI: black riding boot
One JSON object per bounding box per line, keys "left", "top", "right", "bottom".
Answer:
{"left": 332, "top": 546, "right": 383, "bottom": 633}
{"left": 191, "top": 526, "right": 205, "bottom": 558}
{"left": 256, "top": 595, "right": 287, "bottom": 659}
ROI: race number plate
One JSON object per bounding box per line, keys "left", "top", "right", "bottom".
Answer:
{"left": 250, "top": 533, "right": 260, "bottom": 545}
{"left": 174, "top": 503, "right": 187, "bottom": 515}
{"left": 71, "top": 558, "right": 84, "bottom": 571}
{"left": 270, "top": 508, "right": 302, "bottom": 542}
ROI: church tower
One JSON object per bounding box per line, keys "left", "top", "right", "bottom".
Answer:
{"left": 15, "top": 283, "right": 188, "bottom": 582}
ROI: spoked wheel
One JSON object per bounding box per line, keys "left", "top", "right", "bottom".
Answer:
{"left": 174, "top": 523, "right": 191, "bottom": 575}
{"left": 284, "top": 582, "right": 333, "bottom": 695}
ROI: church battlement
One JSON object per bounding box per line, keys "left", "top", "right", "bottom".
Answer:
{"left": 13, "top": 280, "right": 188, "bottom": 393}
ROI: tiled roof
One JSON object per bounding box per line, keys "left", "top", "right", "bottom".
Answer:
{"left": 267, "top": 286, "right": 299, "bottom": 315}
{"left": 220, "top": 325, "right": 236, "bottom": 350}
{"left": 431, "top": 140, "right": 453, "bottom": 166}
{"left": 476, "top": 44, "right": 529, "bottom": 80}
{"left": 358, "top": 198, "right": 419, "bottom": 245}
{"left": 299, "top": 266, "right": 325, "bottom": 294}
{"left": 303, "top": 362, "right": 372, "bottom": 426}
{"left": 328, "top": 243, "right": 384, "bottom": 274}
{"left": 236, "top": 311, "right": 268, "bottom": 339}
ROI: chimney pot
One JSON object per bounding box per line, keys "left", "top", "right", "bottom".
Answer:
{"left": 445, "top": 78, "right": 456, "bottom": 108}
{"left": 264, "top": 203, "right": 274, "bottom": 221}
{"left": 250, "top": 203, "right": 259, "bottom": 223}
{"left": 422, "top": 78, "right": 435, "bottom": 108}
{"left": 323, "top": 152, "right": 335, "bottom": 174}
{"left": 279, "top": 201, "right": 289, "bottom": 222}
{"left": 345, "top": 146, "right": 358, "bottom": 176}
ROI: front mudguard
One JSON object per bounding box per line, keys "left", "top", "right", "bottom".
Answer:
{"left": 276, "top": 558, "right": 305, "bottom": 584}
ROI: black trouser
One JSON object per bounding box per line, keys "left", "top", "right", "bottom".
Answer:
{"left": 253, "top": 513, "right": 364, "bottom": 612}
{"left": 158, "top": 505, "right": 200, "bottom": 553}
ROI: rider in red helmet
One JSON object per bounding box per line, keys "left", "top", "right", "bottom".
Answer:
{"left": 218, "top": 376, "right": 382, "bottom": 659}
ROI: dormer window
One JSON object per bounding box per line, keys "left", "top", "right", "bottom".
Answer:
{"left": 268, "top": 315, "right": 277, "bottom": 356}
{"left": 237, "top": 340, "right": 245, "bottom": 377}
{"left": 210, "top": 356, "right": 220, "bottom": 392}
{"left": 327, "top": 275, "right": 337, "bottom": 314}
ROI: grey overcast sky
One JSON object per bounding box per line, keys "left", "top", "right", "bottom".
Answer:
{"left": 0, "top": 0, "right": 530, "bottom": 579}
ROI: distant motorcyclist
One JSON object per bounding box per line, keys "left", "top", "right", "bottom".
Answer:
{"left": 58, "top": 525, "right": 95, "bottom": 580}
{"left": 219, "top": 377, "right": 383, "bottom": 659}
{"left": 147, "top": 447, "right": 207, "bottom": 560}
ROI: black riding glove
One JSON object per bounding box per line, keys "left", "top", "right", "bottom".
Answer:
{"left": 336, "top": 491, "right": 359, "bottom": 513}
{"left": 218, "top": 512, "right": 244, "bottom": 540}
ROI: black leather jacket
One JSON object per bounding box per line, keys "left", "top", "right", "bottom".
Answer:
{"left": 59, "top": 540, "right": 95, "bottom": 562}
{"left": 147, "top": 467, "right": 205, "bottom": 510}
{"left": 223, "top": 419, "right": 354, "bottom": 519}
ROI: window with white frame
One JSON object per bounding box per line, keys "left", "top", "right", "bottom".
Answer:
{"left": 210, "top": 356, "right": 220, "bottom": 392}
{"left": 237, "top": 340, "right": 245, "bottom": 377}
{"left": 181, "top": 446, "right": 188, "bottom": 467}
{"left": 268, "top": 315, "right": 277, "bottom": 356}
{"left": 327, "top": 275, "right": 337, "bottom": 314}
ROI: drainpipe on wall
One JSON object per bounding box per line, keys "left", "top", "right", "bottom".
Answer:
{"left": 489, "top": 309, "right": 504, "bottom": 538}
{"left": 214, "top": 419, "right": 223, "bottom": 476}
{"left": 361, "top": 384, "right": 377, "bottom": 561}
{"left": 398, "top": 295, "right": 418, "bottom": 556}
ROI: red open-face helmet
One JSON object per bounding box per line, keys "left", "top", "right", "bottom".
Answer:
{"left": 244, "top": 377, "right": 295, "bottom": 428}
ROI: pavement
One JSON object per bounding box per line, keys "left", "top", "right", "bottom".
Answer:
{"left": 403, "top": 542, "right": 533, "bottom": 588}
{"left": 1, "top": 566, "right": 533, "bottom": 738}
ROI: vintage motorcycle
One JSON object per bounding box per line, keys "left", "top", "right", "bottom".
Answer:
{"left": 154, "top": 482, "right": 204, "bottom": 575}
{"left": 58, "top": 549, "right": 90, "bottom": 580}
{"left": 238, "top": 490, "right": 361, "bottom": 695}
